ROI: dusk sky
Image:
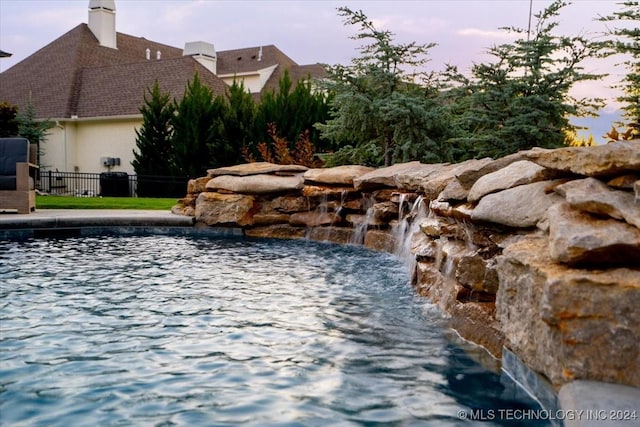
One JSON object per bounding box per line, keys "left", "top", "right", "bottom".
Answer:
{"left": 0, "top": 0, "right": 633, "bottom": 142}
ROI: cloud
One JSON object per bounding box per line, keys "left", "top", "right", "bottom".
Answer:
{"left": 457, "top": 28, "right": 513, "bottom": 39}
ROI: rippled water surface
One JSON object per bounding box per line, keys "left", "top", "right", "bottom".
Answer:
{"left": 1, "top": 235, "right": 548, "bottom": 426}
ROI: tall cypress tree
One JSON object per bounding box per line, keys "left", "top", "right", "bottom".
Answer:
{"left": 132, "top": 80, "right": 175, "bottom": 176}
{"left": 171, "top": 73, "right": 221, "bottom": 177}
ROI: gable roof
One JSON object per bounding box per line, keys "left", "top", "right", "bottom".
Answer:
{"left": 0, "top": 23, "right": 326, "bottom": 120}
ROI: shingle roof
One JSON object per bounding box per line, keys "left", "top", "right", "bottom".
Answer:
{"left": 0, "top": 24, "right": 225, "bottom": 119}
{"left": 217, "top": 44, "right": 326, "bottom": 96}
{"left": 0, "top": 24, "right": 326, "bottom": 119}
{"left": 75, "top": 58, "right": 228, "bottom": 117}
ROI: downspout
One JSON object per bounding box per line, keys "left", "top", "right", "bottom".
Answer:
{"left": 55, "top": 121, "right": 68, "bottom": 171}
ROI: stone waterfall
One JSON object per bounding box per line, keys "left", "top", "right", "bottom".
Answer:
{"left": 172, "top": 140, "right": 640, "bottom": 393}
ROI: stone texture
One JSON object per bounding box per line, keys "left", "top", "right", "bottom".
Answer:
{"left": 206, "top": 173, "right": 304, "bottom": 194}
{"left": 471, "top": 180, "right": 564, "bottom": 228}
{"left": 468, "top": 160, "right": 555, "bottom": 202}
{"left": 526, "top": 140, "right": 640, "bottom": 177}
{"left": 556, "top": 177, "right": 640, "bottom": 228}
{"left": 607, "top": 173, "right": 639, "bottom": 190}
{"left": 547, "top": 202, "right": 640, "bottom": 266}
{"left": 289, "top": 211, "right": 341, "bottom": 227}
{"left": 437, "top": 178, "right": 468, "bottom": 202}
{"left": 364, "top": 229, "right": 396, "bottom": 252}
{"left": 456, "top": 153, "right": 531, "bottom": 189}
{"left": 370, "top": 201, "right": 398, "bottom": 222}
{"left": 261, "top": 196, "right": 311, "bottom": 214}
{"left": 251, "top": 213, "right": 290, "bottom": 226}
{"left": 418, "top": 159, "right": 499, "bottom": 200}
{"left": 244, "top": 224, "right": 307, "bottom": 240}
{"left": 354, "top": 161, "right": 439, "bottom": 191}
{"left": 449, "top": 302, "right": 504, "bottom": 358}
{"left": 195, "top": 192, "right": 256, "bottom": 226}
{"left": 346, "top": 213, "right": 385, "bottom": 229}
{"left": 307, "top": 226, "right": 355, "bottom": 245}
{"left": 187, "top": 176, "right": 210, "bottom": 194}
{"left": 456, "top": 254, "right": 499, "bottom": 294}
{"left": 208, "top": 162, "right": 308, "bottom": 177}
{"left": 636, "top": 180, "right": 640, "bottom": 204}
{"left": 303, "top": 165, "right": 375, "bottom": 185}
{"left": 302, "top": 185, "right": 356, "bottom": 198}
{"left": 393, "top": 163, "right": 452, "bottom": 194}
{"left": 497, "top": 235, "right": 640, "bottom": 387}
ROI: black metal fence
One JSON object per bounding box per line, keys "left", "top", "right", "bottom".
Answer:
{"left": 37, "top": 171, "right": 189, "bottom": 198}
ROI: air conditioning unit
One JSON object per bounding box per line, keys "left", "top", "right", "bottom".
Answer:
{"left": 100, "top": 157, "right": 120, "bottom": 167}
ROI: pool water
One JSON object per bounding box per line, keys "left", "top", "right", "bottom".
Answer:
{"left": 0, "top": 235, "right": 549, "bottom": 426}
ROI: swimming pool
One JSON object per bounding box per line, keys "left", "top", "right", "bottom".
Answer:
{"left": 0, "top": 235, "right": 548, "bottom": 426}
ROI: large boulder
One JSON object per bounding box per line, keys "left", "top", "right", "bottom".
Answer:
{"left": 497, "top": 235, "right": 640, "bottom": 387}
{"left": 555, "top": 177, "right": 640, "bottom": 228}
{"left": 547, "top": 202, "right": 640, "bottom": 266}
{"left": 393, "top": 163, "right": 452, "bottom": 194}
{"left": 467, "top": 160, "right": 556, "bottom": 202}
{"left": 208, "top": 162, "right": 308, "bottom": 177}
{"left": 187, "top": 176, "right": 210, "bottom": 195}
{"left": 354, "top": 161, "right": 440, "bottom": 191}
{"left": 206, "top": 173, "right": 304, "bottom": 194}
{"left": 471, "top": 180, "right": 564, "bottom": 228}
{"left": 526, "top": 140, "right": 640, "bottom": 177}
{"left": 456, "top": 153, "right": 531, "bottom": 189}
{"left": 417, "top": 159, "right": 500, "bottom": 200}
{"left": 304, "top": 165, "right": 375, "bottom": 185}
{"left": 195, "top": 192, "right": 256, "bottom": 226}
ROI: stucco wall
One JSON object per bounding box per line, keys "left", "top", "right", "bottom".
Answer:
{"left": 42, "top": 117, "right": 141, "bottom": 174}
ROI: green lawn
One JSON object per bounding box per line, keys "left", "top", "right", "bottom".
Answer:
{"left": 36, "top": 195, "right": 178, "bottom": 210}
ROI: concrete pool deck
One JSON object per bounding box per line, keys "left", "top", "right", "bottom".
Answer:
{"left": 0, "top": 209, "right": 195, "bottom": 229}
{"left": 1, "top": 209, "right": 638, "bottom": 426}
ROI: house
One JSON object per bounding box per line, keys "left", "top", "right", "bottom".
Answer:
{"left": 0, "top": 0, "right": 325, "bottom": 176}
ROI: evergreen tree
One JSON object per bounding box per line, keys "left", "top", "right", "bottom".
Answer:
{"left": 132, "top": 81, "right": 175, "bottom": 176}
{"left": 171, "top": 73, "right": 225, "bottom": 177}
{"left": 254, "top": 70, "right": 331, "bottom": 156}
{"left": 599, "top": 1, "right": 640, "bottom": 134}
{"left": 0, "top": 102, "right": 19, "bottom": 137}
{"left": 16, "top": 101, "right": 53, "bottom": 166}
{"left": 316, "top": 7, "right": 445, "bottom": 166}
{"left": 447, "top": 0, "right": 604, "bottom": 158}
{"left": 223, "top": 80, "right": 256, "bottom": 165}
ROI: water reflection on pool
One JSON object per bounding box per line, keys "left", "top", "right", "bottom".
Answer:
{"left": 0, "top": 235, "right": 548, "bottom": 426}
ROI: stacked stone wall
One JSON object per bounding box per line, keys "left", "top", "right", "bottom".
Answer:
{"left": 172, "top": 141, "right": 640, "bottom": 389}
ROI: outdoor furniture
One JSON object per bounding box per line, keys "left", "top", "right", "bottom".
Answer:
{"left": 0, "top": 137, "right": 38, "bottom": 214}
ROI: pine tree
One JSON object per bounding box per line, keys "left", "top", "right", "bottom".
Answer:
{"left": 223, "top": 80, "right": 256, "bottom": 165}
{"left": 0, "top": 102, "right": 19, "bottom": 137}
{"left": 254, "top": 70, "right": 330, "bottom": 156}
{"left": 16, "top": 100, "right": 53, "bottom": 166}
{"left": 316, "top": 7, "right": 446, "bottom": 166}
{"left": 171, "top": 73, "right": 225, "bottom": 177}
{"left": 132, "top": 81, "right": 175, "bottom": 176}
{"left": 599, "top": 1, "right": 640, "bottom": 136}
{"left": 447, "top": 0, "right": 604, "bottom": 158}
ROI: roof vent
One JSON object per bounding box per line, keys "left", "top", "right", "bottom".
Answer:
{"left": 258, "top": 46, "right": 263, "bottom": 61}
